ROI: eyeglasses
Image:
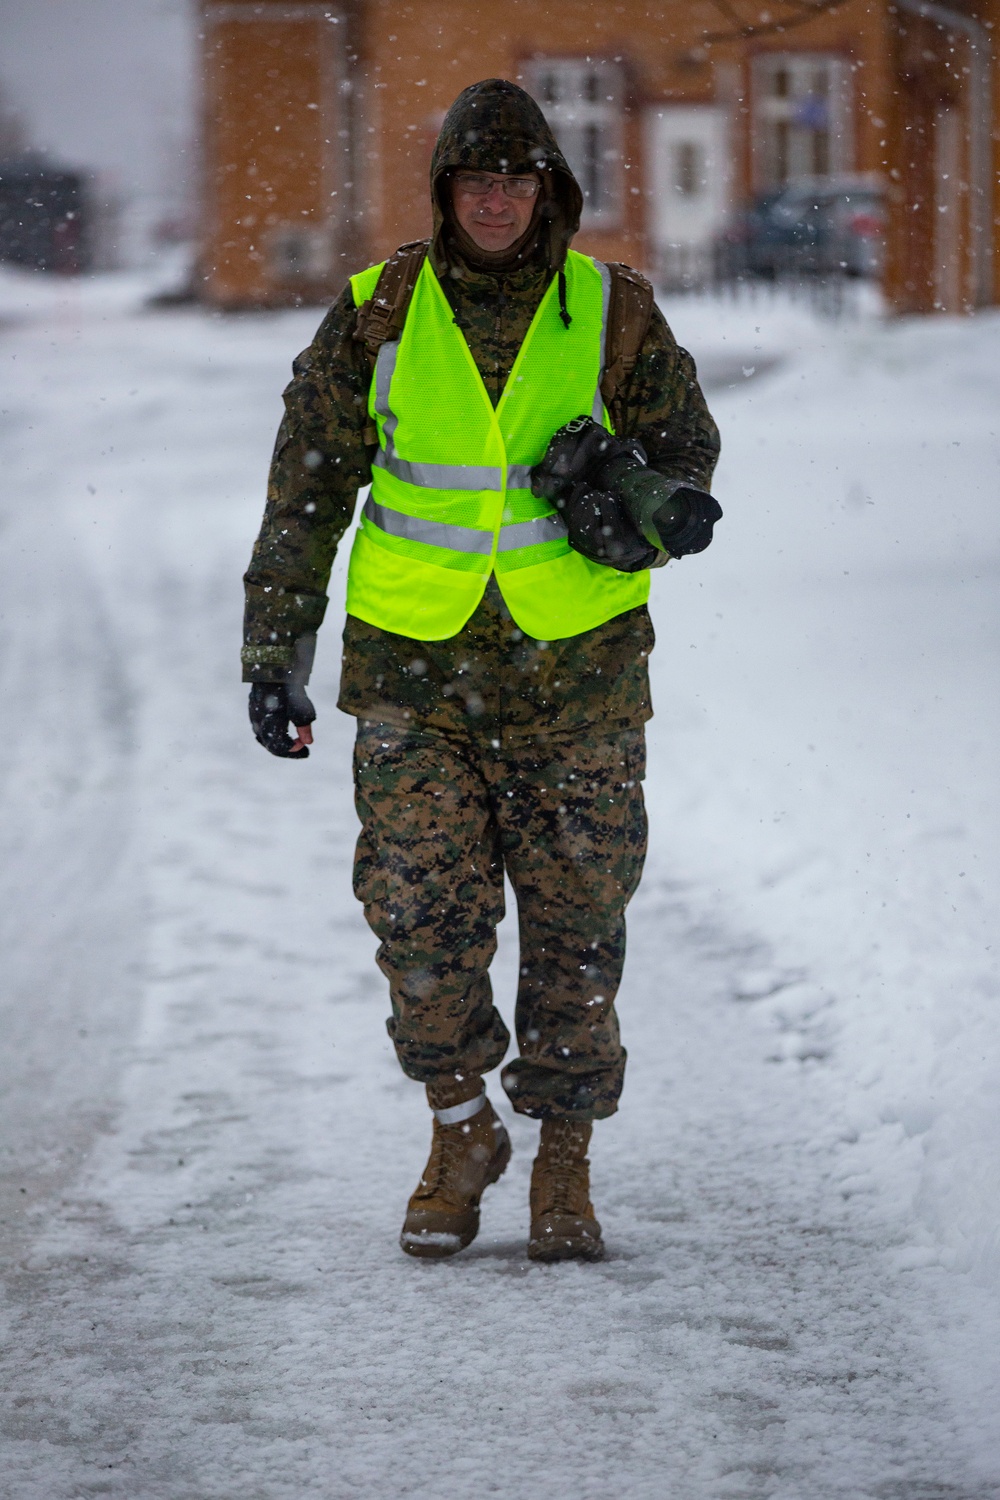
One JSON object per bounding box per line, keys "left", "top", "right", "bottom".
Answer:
{"left": 452, "top": 172, "right": 540, "bottom": 199}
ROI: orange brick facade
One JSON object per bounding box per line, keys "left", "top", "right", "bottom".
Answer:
{"left": 198, "top": 0, "right": 998, "bottom": 313}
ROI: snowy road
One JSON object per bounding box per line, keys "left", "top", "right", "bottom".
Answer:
{"left": 1, "top": 272, "right": 998, "bottom": 1497}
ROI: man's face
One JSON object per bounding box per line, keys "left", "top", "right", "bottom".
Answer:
{"left": 450, "top": 170, "right": 541, "bottom": 252}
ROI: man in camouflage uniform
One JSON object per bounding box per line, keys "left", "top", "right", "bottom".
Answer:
{"left": 243, "top": 79, "right": 720, "bottom": 1261}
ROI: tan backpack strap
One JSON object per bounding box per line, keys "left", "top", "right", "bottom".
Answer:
{"left": 354, "top": 239, "right": 428, "bottom": 445}
{"left": 354, "top": 239, "right": 429, "bottom": 360}
{"left": 600, "top": 262, "right": 655, "bottom": 435}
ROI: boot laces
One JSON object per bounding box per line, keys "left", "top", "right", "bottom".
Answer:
{"left": 420, "top": 1119, "right": 483, "bottom": 1204}
{"left": 536, "top": 1121, "right": 591, "bottom": 1216}
{"left": 546, "top": 1160, "right": 589, "bottom": 1215}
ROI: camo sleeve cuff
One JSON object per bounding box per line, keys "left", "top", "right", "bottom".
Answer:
{"left": 241, "top": 643, "right": 294, "bottom": 683}
{"left": 242, "top": 582, "right": 328, "bottom": 681}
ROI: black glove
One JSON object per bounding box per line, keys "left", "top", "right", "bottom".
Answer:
{"left": 248, "top": 681, "right": 316, "bottom": 759}
{"left": 555, "top": 483, "right": 659, "bottom": 572}
{"left": 533, "top": 415, "right": 722, "bottom": 561}
{"left": 530, "top": 416, "right": 632, "bottom": 503}
{"left": 531, "top": 417, "right": 658, "bottom": 572}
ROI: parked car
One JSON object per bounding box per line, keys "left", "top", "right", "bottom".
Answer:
{"left": 716, "top": 176, "right": 886, "bottom": 281}
{"left": 0, "top": 155, "right": 90, "bottom": 274}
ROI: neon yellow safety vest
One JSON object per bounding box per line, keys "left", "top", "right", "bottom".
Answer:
{"left": 346, "top": 249, "right": 650, "bottom": 641}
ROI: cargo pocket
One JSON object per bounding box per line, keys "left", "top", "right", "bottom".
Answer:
{"left": 622, "top": 728, "right": 647, "bottom": 785}
{"left": 620, "top": 728, "right": 648, "bottom": 903}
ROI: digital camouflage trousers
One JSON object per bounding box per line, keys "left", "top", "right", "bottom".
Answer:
{"left": 352, "top": 720, "right": 648, "bottom": 1119}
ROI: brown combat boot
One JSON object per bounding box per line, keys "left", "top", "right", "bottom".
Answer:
{"left": 400, "top": 1092, "right": 511, "bottom": 1259}
{"left": 528, "top": 1118, "right": 603, "bottom": 1262}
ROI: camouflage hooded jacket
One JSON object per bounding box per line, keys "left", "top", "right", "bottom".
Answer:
{"left": 242, "top": 79, "right": 720, "bottom": 746}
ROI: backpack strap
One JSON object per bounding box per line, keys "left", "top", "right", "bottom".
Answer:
{"left": 353, "top": 239, "right": 430, "bottom": 444}
{"left": 600, "top": 262, "right": 655, "bottom": 435}
{"left": 353, "top": 239, "right": 429, "bottom": 361}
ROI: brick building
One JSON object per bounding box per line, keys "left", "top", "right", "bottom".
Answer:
{"left": 198, "top": 0, "right": 999, "bottom": 313}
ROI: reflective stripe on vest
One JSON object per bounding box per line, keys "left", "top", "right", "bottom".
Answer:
{"left": 345, "top": 250, "right": 650, "bottom": 641}
{"left": 363, "top": 495, "right": 569, "bottom": 553}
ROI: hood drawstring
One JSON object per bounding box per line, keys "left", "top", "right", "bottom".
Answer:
{"left": 557, "top": 269, "right": 572, "bottom": 329}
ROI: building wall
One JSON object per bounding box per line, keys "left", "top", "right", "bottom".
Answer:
{"left": 346, "top": 0, "right": 903, "bottom": 271}
{"left": 198, "top": 0, "right": 998, "bottom": 310}
{"left": 882, "top": 0, "right": 997, "bottom": 314}
{"left": 200, "top": 2, "right": 355, "bottom": 306}
{"left": 355, "top": 0, "right": 724, "bottom": 272}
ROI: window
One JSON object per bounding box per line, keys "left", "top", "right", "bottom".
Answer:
{"left": 265, "top": 224, "right": 333, "bottom": 284}
{"left": 752, "top": 53, "right": 852, "bottom": 189}
{"left": 524, "top": 59, "right": 624, "bottom": 226}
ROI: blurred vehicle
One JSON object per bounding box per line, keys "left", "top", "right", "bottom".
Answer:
{"left": 0, "top": 155, "right": 90, "bottom": 274}
{"left": 715, "top": 175, "right": 885, "bottom": 281}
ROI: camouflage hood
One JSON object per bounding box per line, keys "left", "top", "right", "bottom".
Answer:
{"left": 429, "top": 78, "right": 583, "bottom": 274}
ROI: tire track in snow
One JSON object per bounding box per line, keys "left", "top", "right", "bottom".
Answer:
{"left": 0, "top": 501, "right": 140, "bottom": 1252}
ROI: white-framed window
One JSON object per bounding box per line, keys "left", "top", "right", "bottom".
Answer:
{"left": 524, "top": 59, "right": 624, "bottom": 227}
{"left": 752, "top": 53, "right": 852, "bottom": 189}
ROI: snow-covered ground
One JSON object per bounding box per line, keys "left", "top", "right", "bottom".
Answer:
{"left": 0, "top": 266, "right": 997, "bottom": 1498}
